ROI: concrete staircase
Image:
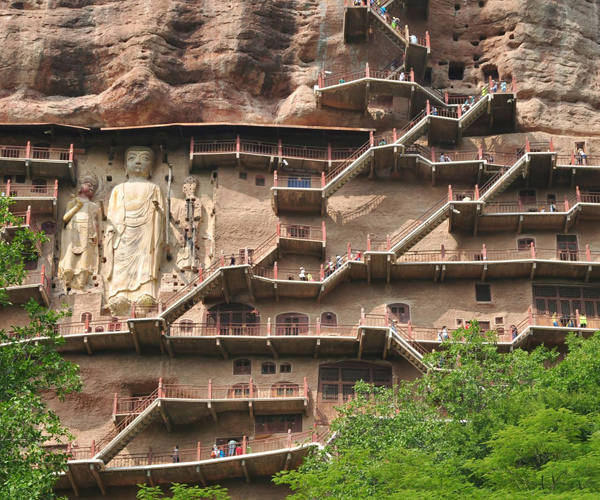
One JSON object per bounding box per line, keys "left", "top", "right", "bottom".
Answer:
{"left": 161, "top": 272, "right": 222, "bottom": 325}
{"left": 390, "top": 328, "right": 429, "bottom": 373}
{"left": 324, "top": 143, "right": 372, "bottom": 197}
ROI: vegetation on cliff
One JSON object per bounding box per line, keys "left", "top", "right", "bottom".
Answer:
{"left": 275, "top": 324, "right": 600, "bottom": 499}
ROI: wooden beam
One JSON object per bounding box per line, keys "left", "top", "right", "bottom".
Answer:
{"left": 431, "top": 164, "right": 435, "bottom": 186}
{"left": 208, "top": 402, "right": 218, "bottom": 422}
{"left": 195, "top": 465, "right": 207, "bottom": 487}
{"left": 314, "top": 338, "right": 321, "bottom": 359}
{"left": 433, "top": 264, "right": 440, "bottom": 282}
{"left": 216, "top": 339, "right": 229, "bottom": 360}
{"left": 481, "top": 263, "right": 487, "bottom": 282}
{"left": 156, "top": 320, "right": 164, "bottom": 354}
{"left": 147, "top": 470, "right": 155, "bottom": 487}
{"left": 386, "top": 255, "right": 391, "bottom": 284}
{"left": 130, "top": 324, "right": 141, "bottom": 355}
{"left": 585, "top": 265, "right": 592, "bottom": 283}
{"left": 530, "top": 262, "right": 536, "bottom": 280}
{"left": 84, "top": 336, "right": 93, "bottom": 356}
{"left": 245, "top": 268, "right": 255, "bottom": 302}
{"left": 383, "top": 331, "right": 391, "bottom": 359}
{"left": 157, "top": 401, "right": 172, "bottom": 433}
{"left": 563, "top": 215, "right": 571, "bottom": 234}
{"left": 283, "top": 452, "right": 292, "bottom": 471}
{"left": 90, "top": 464, "right": 107, "bottom": 495}
{"left": 274, "top": 282, "right": 280, "bottom": 302}
{"left": 366, "top": 256, "right": 371, "bottom": 284}
{"left": 267, "top": 339, "right": 279, "bottom": 359}
{"left": 242, "top": 459, "right": 251, "bottom": 483}
{"left": 165, "top": 338, "right": 174, "bottom": 358}
{"left": 357, "top": 331, "right": 364, "bottom": 359}
{"left": 517, "top": 215, "right": 523, "bottom": 235}
{"left": 477, "top": 163, "right": 483, "bottom": 186}
{"left": 440, "top": 264, "right": 446, "bottom": 283}
{"left": 473, "top": 211, "right": 479, "bottom": 236}
{"left": 221, "top": 276, "right": 231, "bottom": 304}
{"left": 66, "top": 466, "right": 80, "bottom": 497}
{"left": 249, "top": 401, "right": 254, "bottom": 418}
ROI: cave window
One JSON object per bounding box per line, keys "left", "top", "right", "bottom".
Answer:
{"left": 482, "top": 65, "right": 499, "bottom": 81}
{"left": 41, "top": 222, "right": 57, "bottom": 235}
{"left": 233, "top": 359, "right": 251, "bottom": 375}
{"left": 255, "top": 175, "right": 265, "bottom": 187}
{"left": 448, "top": 63, "right": 465, "bottom": 80}
{"left": 81, "top": 312, "right": 93, "bottom": 323}
{"left": 280, "top": 362, "right": 292, "bottom": 374}
{"left": 261, "top": 362, "right": 276, "bottom": 375}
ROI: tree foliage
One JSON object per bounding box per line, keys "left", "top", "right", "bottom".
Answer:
{"left": 0, "top": 197, "right": 82, "bottom": 499}
{"left": 137, "top": 483, "right": 230, "bottom": 500}
{"left": 275, "top": 323, "right": 600, "bottom": 499}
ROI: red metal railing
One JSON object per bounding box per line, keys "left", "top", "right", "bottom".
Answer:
{"left": 8, "top": 268, "right": 51, "bottom": 293}
{"left": 278, "top": 223, "right": 325, "bottom": 241}
{"left": 0, "top": 143, "right": 73, "bottom": 162}
{"left": 55, "top": 319, "right": 128, "bottom": 336}
{"left": 168, "top": 321, "right": 358, "bottom": 338}
{"left": 108, "top": 429, "right": 321, "bottom": 468}
{"left": 1, "top": 180, "right": 59, "bottom": 198}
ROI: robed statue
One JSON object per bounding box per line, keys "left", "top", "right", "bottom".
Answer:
{"left": 58, "top": 172, "right": 100, "bottom": 290}
{"left": 104, "top": 147, "right": 165, "bottom": 317}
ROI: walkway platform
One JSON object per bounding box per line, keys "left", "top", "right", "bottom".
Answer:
{"left": 0, "top": 143, "right": 77, "bottom": 185}
{"left": 1, "top": 180, "right": 59, "bottom": 219}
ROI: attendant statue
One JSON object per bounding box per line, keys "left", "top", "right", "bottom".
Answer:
{"left": 58, "top": 173, "right": 100, "bottom": 290}
{"left": 170, "top": 176, "right": 202, "bottom": 270}
{"left": 104, "top": 147, "right": 165, "bottom": 317}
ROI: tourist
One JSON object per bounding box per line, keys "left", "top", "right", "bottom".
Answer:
{"left": 211, "top": 445, "right": 220, "bottom": 459}
{"left": 567, "top": 316, "right": 575, "bottom": 328}
{"left": 336, "top": 255, "right": 344, "bottom": 268}
{"left": 510, "top": 324, "right": 518, "bottom": 340}
{"left": 579, "top": 313, "right": 588, "bottom": 328}
{"left": 577, "top": 147, "right": 587, "bottom": 165}
{"left": 324, "top": 260, "right": 331, "bottom": 277}
{"left": 339, "top": 78, "right": 346, "bottom": 84}
{"left": 444, "top": 154, "right": 452, "bottom": 162}
{"left": 442, "top": 326, "right": 449, "bottom": 340}
{"left": 399, "top": 71, "right": 405, "bottom": 81}
{"left": 431, "top": 107, "right": 438, "bottom": 116}
{"left": 550, "top": 202, "right": 557, "bottom": 212}
{"left": 235, "top": 443, "right": 244, "bottom": 455}
{"left": 173, "top": 445, "right": 180, "bottom": 463}
{"left": 439, "top": 153, "right": 445, "bottom": 162}
{"left": 481, "top": 86, "right": 488, "bottom": 97}
{"left": 307, "top": 273, "right": 314, "bottom": 281}
{"left": 500, "top": 81, "right": 507, "bottom": 92}
{"left": 379, "top": 139, "right": 387, "bottom": 146}
{"left": 491, "top": 81, "right": 498, "bottom": 93}
{"left": 356, "top": 251, "right": 362, "bottom": 261}
{"left": 299, "top": 267, "right": 306, "bottom": 281}
{"left": 552, "top": 312, "right": 559, "bottom": 327}
{"left": 390, "top": 319, "right": 398, "bottom": 333}
{"left": 437, "top": 329, "right": 442, "bottom": 341}
{"left": 228, "top": 439, "right": 237, "bottom": 457}
{"left": 391, "top": 17, "right": 399, "bottom": 29}
{"left": 410, "top": 34, "right": 417, "bottom": 43}
{"left": 230, "top": 253, "right": 236, "bottom": 266}
{"left": 219, "top": 448, "right": 226, "bottom": 458}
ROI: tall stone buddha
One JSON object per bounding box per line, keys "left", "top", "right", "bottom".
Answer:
{"left": 104, "top": 147, "right": 165, "bottom": 317}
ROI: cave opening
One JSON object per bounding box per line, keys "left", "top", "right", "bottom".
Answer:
{"left": 448, "top": 62, "right": 465, "bottom": 81}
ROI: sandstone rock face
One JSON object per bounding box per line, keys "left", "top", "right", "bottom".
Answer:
{"left": 0, "top": 0, "right": 598, "bottom": 132}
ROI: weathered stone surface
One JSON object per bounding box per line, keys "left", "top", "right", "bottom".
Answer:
{"left": 0, "top": 0, "right": 598, "bottom": 131}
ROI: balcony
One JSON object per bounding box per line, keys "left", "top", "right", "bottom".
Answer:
{"left": 113, "top": 378, "right": 310, "bottom": 426}
{"left": 271, "top": 172, "right": 326, "bottom": 216}
{"left": 0, "top": 207, "right": 43, "bottom": 254}
{"left": 5, "top": 266, "right": 51, "bottom": 307}
{"left": 1, "top": 180, "right": 59, "bottom": 219}
{"left": 0, "top": 143, "right": 77, "bottom": 185}
{"left": 277, "top": 222, "right": 326, "bottom": 259}
{"left": 54, "top": 430, "right": 324, "bottom": 495}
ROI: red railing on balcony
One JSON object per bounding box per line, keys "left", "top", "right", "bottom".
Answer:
{"left": 55, "top": 318, "right": 128, "bottom": 336}
{"left": 9, "top": 267, "right": 50, "bottom": 293}
{"left": 1, "top": 180, "right": 59, "bottom": 198}
{"left": 277, "top": 222, "right": 325, "bottom": 241}
{"left": 0, "top": 143, "right": 74, "bottom": 162}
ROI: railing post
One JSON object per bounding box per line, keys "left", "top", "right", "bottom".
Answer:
{"left": 564, "top": 195, "right": 569, "bottom": 212}
{"left": 576, "top": 186, "right": 581, "bottom": 203}
{"left": 365, "top": 62, "right": 370, "bottom": 78}
{"left": 586, "top": 244, "right": 591, "bottom": 261}
{"left": 318, "top": 72, "right": 322, "bottom": 88}
{"left": 475, "top": 185, "right": 480, "bottom": 200}
{"left": 197, "top": 442, "right": 202, "bottom": 461}
{"left": 386, "top": 234, "right": 391, "bottom": 251}
{"left": 405, "top": 25, "right": 410, "bottom": 43}
{"left": 312, "top": 423, "right": 317, "bottom": 442}
{"left": 528, "top": 305, "right": 533, "bottom": 326}
{"left": 85, "top": 316, "right": 90, "bottom": 334}
{"left": 54, "top": 180, "right": 58, "bottom": 198}
{"left": 158, "top": 378, "right": 164, "bottom": 398}
{"left": 190, "top": 136, "right": 194, "bottom": 156}
{"left": 267, "top": 317, "right": 272, "bottom": 336}
{"left": 457, "top": 106, "right": 462, "bottom": 118}
{"left": 287, "top": 429, "right": 292, "bottom": 448}
{"left": 208, "top": 379, "right": 212, "bottom": 399}
{"left": 518, "top": 196, "right": 523, "bottom": 212}
{"left": 90, "top": 440, "right": 95, "bottom": 458}
{"left": 478, "top": 145, "right": 483, "bottom": 160}
{"left": 369, "top": 131, "right": 374, "bottom": 147}
{"left": 26, "top": 141, "right": 31, "bottom": 159}
{"left": 322, "top": 221, "right": 326, "bottom": 242}
{"left": 512, "top": 77, "right": 517, "bottom": 94}
{"left": 576, "top": 308, "right": 580, "bottom": 327}
{"left": 277, "top": 220, "right": 281, "bottom": 237}
{"left": 328, "top": 143, "right": 332, "bottom": 163}
{"left": 216, "top": 317, "right": 221, "bottom": 334}
{"left": 488, "top": 75, "right": 493, "bottom": 92}
{"left": 320, "top": 264, "right": 324, "bottom": 281}
{"left": 147, "top": 447, "right": 152, "bottom": 466}
{"left": 426, "top": 100, "right": 431, "bottom": 115}
{"left": 236, "top": 134, "right": 241, "bottom": 153}
{"left": 278, "top": 139, "right": 283, "bottom": 158}
{"left": 273, "top": 170, "right": 278, "bottom": 188}
{"left": 482, "top": 244, "right": 487, "bottom": 260}
{"left": 347, "top": 242, "right": 351, "bottom": 261}
{"left": 549, "top": 138, "right": 554, "bottom": 152}
{"left": 444, "top": 91, "right": 449, "bottom": 104}
{"left": 410, "top": 68, "right": 414, "bottom": 83}
{"left": 393, "top": 128, "right": 397, "bottom": 142}
{"left": 67, "top": 443, "right": 72, "bottom": 458}
{"left": 360, "top": 307, "right": 365, "bottom": 326}
{"left": 426, "top": 31, "right": 430, "bottom": 48}
{"left": 5, "top": 179, "right": 10, "bottom": 197}
{"left": 25, "top": 206, "right": 31, "bottom": 226}
{"left": 431, "top": 146, "right": 435, "bottom": 163}
{"left": 198, "top": 266, "right": 204, "bottom": 283}
{"left": 244, "top": 247, "right": 249, "bottom": 265}
{"left": 274, "top": 261, "right": 278, "bottom": 280}
{"left": 40, "top": 264, "right": 46, "bottom": 286}
{"left": 321, "top": 171, "right": 326, "bottom": 188}
{"left": 367, "top": 234, "right": 371, "bottom": 251}
{"left": 242, "top": 436, "right": 247, "bottom": 454}
{"left": 385, "top": 310, "right": 389, "bottom": 326}
{"left": 441, "top": 244, "right": 445, "bottom": 260}
{"left": 571, "top": 151, "right": 575, "bottom": 165}
{"left": 303, "top": 376, "right": 308, "bottom": 398}
{"left": 408, "top": 321, "right": 412, "bottom": 338}
{"left": 249, "top": 378, "right": 254, "bottom": 398}
{"left": 530, "top": 241, "right": 536, "bottom": 259}
{"left": 448, "top": 185, "right": 452, "bottom": 201}
{"left": 220, "top": 253, "right": 225, "bottom": 267}
{"left": 316, "top": 318, "right": 321, "bottom": 336}
{"left": 69, "top": 144, "right": 74, "bottom": 162}
{"left": 113, "top": 393, "right": 118, "bottom": 415}
{"left": 526, "top": 137, "right": 531, "bottom": 153}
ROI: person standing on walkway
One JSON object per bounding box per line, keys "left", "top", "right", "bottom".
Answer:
{"left": 173, "top": 445, "right": 180, "bottom": 463}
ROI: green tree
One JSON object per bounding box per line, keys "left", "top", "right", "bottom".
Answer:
{"left": 137, "top": 483, "right": 230, "bottom": 500}
{"left": 0, "top": 197, "right": 82, "bottom": 499}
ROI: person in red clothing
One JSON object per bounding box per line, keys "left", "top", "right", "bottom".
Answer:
{"left": 235, "top": 444, "right": 244, "bottom": 456}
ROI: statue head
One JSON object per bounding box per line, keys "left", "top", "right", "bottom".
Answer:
{"left": 182, "top": 176, "right": 198, "bottom": 198}
{"left": 78, "top": 172, "right": 99, "bottom": 200}
{"left": 125, "top": 146, "right": 155, "bottom": 179}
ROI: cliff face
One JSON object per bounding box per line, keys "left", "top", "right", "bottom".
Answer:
{"left": 0, "top": 0, "right": 599, "bottom": 132}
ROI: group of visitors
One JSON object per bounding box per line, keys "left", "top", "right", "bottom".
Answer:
{"left": 210, "top": 439, "right": 248, "bottom": 459}
{"left": 576, "top": 147, "right": 587, "bottom": 165}
{"left": 325, "top": 255, "right": 345, "bottom": 277}
{"left": 436, "top": 326, "right": 450, "bottom": 341}
{"left": 552, "top": 312, "right": 588, "bottom": 328}
{"left": 438, "top": 153, "right": 452, "bottom": 162}
{"left": 298, "top": 267, "right": 315, "bottom": 281}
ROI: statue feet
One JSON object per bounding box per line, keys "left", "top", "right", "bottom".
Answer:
{"left": 107, "top": 295, "right": 132, "bottom": 318}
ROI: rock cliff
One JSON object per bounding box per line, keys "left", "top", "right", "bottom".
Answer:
{"left": 0, "top": 0, "right": 598, "bottom": 133}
